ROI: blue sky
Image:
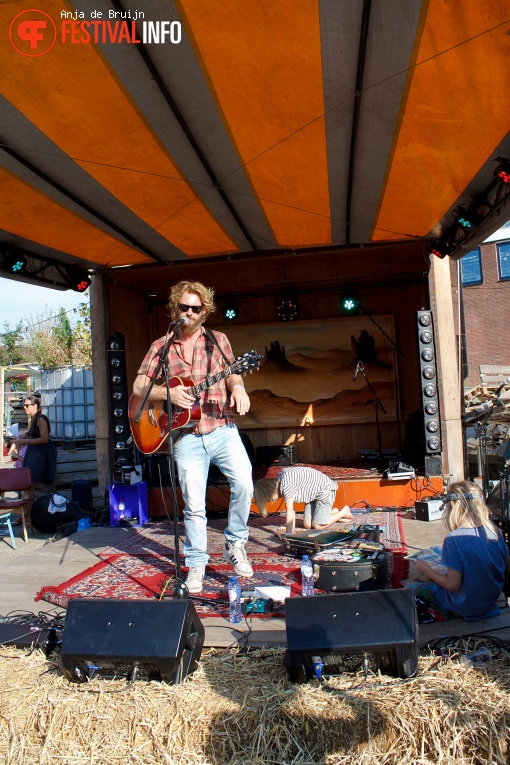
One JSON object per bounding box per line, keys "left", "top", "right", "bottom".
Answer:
{"left": 0, "top": 277, "right": 89, "bottom": 334}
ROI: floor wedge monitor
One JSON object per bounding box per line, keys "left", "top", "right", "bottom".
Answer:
{"left": 284, "top": 589, "right": 418, "bottom": 682}
{"left": 60, "top": 598, "right": 204, "bottom": 684}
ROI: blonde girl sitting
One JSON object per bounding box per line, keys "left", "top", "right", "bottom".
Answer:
{"left": 409, "top": 480, "right": 510, "bottom": 621}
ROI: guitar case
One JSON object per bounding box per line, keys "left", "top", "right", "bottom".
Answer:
{"left": 311, "top": 547, "right": 391, "bottom": 593}
{"left": 283, "top": 529, "right": 356, "bottom": 558}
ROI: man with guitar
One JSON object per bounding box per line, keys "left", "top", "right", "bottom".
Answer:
{"left": 132, "top": 280, "right": 255, "bottom": 594}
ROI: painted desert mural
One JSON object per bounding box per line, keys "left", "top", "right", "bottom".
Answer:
{"left": 211, "top": 317, "right": 397, "bottom": 429}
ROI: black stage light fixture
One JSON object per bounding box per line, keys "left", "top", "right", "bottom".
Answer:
{"left": 340, "top": 290, "right": 360, "bottom": 315}
{"left": 223, "top": 301, "right": 239, "bottom": 321}
{"left": 416, "top": 310, "right": 442, "bottom": 466}
{"left": 1, "top": 246, "right": 27, "bottom": 274}
{"left": 276, "top": 297, "right": 299, "bottom": 321}
{"left": 453, "top": 205, "right": 483, "bottom": 232}
{"left": 494, "top": 157, "right": 510, "bottom": 185}
{"left": 428, "top": 236, "right": 454, "bottom": 259}
{"left": 68, "top": 270, "right": 91, "bottom": 293}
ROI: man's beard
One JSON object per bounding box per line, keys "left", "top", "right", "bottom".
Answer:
{"left": 181, "top": 313, "right": 205, "bottom": 335}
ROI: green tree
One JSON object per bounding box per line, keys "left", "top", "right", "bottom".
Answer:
{"left": 72, "top": 301, "right": 92, "bottom": 364}
{"left": 0, "top": 321, "right": 27, "bottom": 366}
{"left": 24, "top": 296, "right": 92, "bottom": 368}
{"left": 52, "top": 308, "right": 73, "bottom": 362}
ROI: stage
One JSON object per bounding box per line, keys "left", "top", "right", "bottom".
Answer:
{"left": 146, "top": 461, "right": 444, "bottom": 518}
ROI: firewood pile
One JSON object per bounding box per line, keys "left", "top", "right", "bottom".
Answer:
{"left": 465, "top": 383, "right": 510, "bottom": 455}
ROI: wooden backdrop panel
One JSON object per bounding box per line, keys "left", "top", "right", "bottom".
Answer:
{"left": 215, "top": 316, "right": 396, "bottom": 429}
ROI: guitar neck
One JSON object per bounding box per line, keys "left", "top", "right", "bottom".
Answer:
{"left": 189, "top": 364, "right": 238, "bottom": 397}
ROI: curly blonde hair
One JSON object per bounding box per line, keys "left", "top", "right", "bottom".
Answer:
{"left": 167, "top": 280, "right": 216, "bottom": 322}
{"left": 442, "top": 480, "right": 495, "bottom": 535}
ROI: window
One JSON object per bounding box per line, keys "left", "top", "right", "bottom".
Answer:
{"left": 497, "top": 241, "right": 510, "bottom": 280}
{"left": 460, "top": 248, "right": 482, "bottom": 286}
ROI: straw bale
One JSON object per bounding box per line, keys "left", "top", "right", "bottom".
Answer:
{"left": 0, "top": 647, "right": 509, "bottom": 765}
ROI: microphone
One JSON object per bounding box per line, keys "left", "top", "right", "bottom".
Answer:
{"left": 171, "top": 316, "right": 189, "bottom": 327}
{"left": 353, "top": 362, "right": 360, "bottom": 381}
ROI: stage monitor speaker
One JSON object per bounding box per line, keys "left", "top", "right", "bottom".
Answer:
{"left": 60, "top": 599, "right": 205, "bottom": 684}
{"left": 284, "top": 589, "right": 418, "bottom": 682}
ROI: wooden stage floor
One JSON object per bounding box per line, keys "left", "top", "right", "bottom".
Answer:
{"left": 0, "top": 513, "right": 509, "bottom": 651}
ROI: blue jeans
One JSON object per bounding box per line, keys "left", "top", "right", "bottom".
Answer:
{"left": 174, "top": 425, "right": 253, "bottom": 567}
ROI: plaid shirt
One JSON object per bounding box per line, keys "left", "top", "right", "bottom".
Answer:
{"left": 137, "top": 327, "right": 236, "bottom": 435}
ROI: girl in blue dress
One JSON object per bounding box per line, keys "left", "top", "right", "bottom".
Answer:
{"left": 409, "top": 481, "right": 510, "bottom": 621}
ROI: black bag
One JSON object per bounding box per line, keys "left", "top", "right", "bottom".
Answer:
{"left": 30, "top": 493, "right": 83, "bottom": 534}
{"left": 311, "top": 548, "right": 390, "bottom": 592}
{"left": 284, "top": 529, "right": 355, "bottom": 558}
{"left": 71, "top": 480, "right": 94, "bottom": 513}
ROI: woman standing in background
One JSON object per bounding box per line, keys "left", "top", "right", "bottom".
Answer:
{"left": 14, "top": 395, "right": 57, "bottom": 488}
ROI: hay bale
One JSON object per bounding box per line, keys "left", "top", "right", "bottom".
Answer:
{"left": 0, "top": 647, "right": 508, "bottom": 764}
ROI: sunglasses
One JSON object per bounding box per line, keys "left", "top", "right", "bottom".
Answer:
{"left": 23, "top": 403, "right": 32, "bottom": 409}
{"left": 177, "top": 303, "right": 204, "bottom": 314}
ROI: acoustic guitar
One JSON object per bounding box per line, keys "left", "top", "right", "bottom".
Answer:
{"left": 128, "top": 350, "right": 262, "bottom": 454}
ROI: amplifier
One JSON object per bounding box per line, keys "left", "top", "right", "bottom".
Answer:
{"left": 0, "top": 624, "right": 58, "bottom": 655}
{"left": 256, "top": 444, "right": 296, "bottom": 467}
{"left": 415, "top": 498, "right": 444, "bottom": 521}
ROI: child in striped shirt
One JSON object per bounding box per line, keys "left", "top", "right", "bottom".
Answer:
{"left": 254, "top": 466, "right": 353, "bottom": 536}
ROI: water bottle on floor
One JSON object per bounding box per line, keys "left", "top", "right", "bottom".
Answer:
{"left": 301, "top": 555, "right": 315, "bottom": 597}
{"left": 228, "top": 576, "right": 242, "bottom": 623}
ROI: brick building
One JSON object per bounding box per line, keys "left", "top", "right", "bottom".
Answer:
{"left": 451, "top": 222, "right": 510, "bottom": 390}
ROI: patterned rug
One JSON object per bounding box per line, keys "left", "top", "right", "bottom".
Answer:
{"left": 36, "top": 512, "right": 408, "bottom": 618}
{"left": 249, "top": 462, "right": 383, "bottom": 482}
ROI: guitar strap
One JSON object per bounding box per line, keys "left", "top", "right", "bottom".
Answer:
{"left": 204, "top": 327, "right": 233, "bottom": 368}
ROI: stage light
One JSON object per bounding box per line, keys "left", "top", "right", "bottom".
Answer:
{"left": 223, "top": 302, "right": 239, "bottom": 321}
{"left": 454, "top": 206, "right": 483, "bottom": 232}
{"left": 340, "top": 291, "right": 359, "bottom": 315}
{"left": 277, "top": 298, "right": 299, "bottom": 321}
{"left": 494, "top": 157, "right": 510, "bottom": 184}
{"left": 67, "top": 270, "right": 91, "bottom": 292}
{"left": 428, "top": 238, "right": 452, "bottom": 259}
{"left": 1, "top": 247, "right": 27, "bottom": 274}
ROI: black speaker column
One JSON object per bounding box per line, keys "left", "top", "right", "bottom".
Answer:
{"left": 108, "top": 333, "right": 133, "bottom": 480}
{"left": 284, "top": 589, "right": 419, "bottom": 682}
{"left": 416, "top": 310, "right": 442, "bottom": 476}
{"left": 60, "top": 599, "right": 205, "bottom": 683}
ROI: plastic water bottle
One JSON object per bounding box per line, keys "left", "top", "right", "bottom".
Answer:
{"left": 228, "top": 576, "right": 242, "bottom": 623}
{"left": 459, "top": 646, "right": 492, "bottom": 667}
{"left": 301, "top": 555, "right": 315, "bottom": 597}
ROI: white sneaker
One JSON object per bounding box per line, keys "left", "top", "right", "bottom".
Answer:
{"left": 185, "top": 566, "right": 205, "bottom": 594}
{"left": 223, "top": 541, "right": 253, "bottom": 578}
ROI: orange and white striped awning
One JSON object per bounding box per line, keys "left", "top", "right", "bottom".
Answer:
{"left": 0, "top": 0, "right": 508, "bottom": 272}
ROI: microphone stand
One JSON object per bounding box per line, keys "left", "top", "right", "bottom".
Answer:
{"left": 357, "top": 362, "right": 386, "bottom": 459}
{"left": 133, "top": 320, "right": 187, "bottom": 599}
{"left": 358, "top": 302, "right": 404, "bottom": 453}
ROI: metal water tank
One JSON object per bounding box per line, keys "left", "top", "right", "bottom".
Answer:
{"left": 41, "top": 366, "right": 95, "bottom": 443}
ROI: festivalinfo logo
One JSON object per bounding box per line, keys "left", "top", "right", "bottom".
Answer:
{"left": 9, "top": 8, "right": 181, "bottom": 57}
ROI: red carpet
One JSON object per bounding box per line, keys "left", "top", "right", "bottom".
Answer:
{"left": 36, "top": 512, "right": 407, "bottom": 618}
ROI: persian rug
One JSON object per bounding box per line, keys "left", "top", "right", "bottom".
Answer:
{"left": 251, "top": 462, "right": 384, "bottom": 482}
{"left": 37, "top": 512, "right": 407, "bottom": 618}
